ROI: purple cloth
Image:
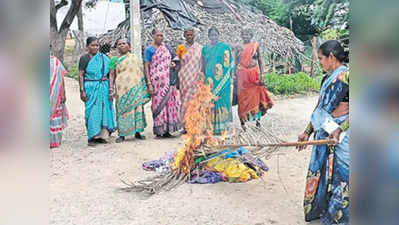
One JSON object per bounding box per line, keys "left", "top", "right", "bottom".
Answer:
{"left": 190, "top": 170, "right": 223, "bottom": 184}
{"left": 241, "top": 154, "right": 269, "bottom": 171}
{"left": 142, "top": 152, "right": 176, "bottom": 171}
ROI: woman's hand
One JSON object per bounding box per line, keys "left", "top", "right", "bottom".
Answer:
{"left": 297, "top": 132, "right": 310, "bottom": 152}
{"left": 197, "top": 72, "right": 204, "bottom": 83}
{"left": 80, "top": 91, "right": 88, "bottom": 102}
{"left": 328, "top": 128, "right": 343, "bottom": 146}
{"left": 148, "top": 84, "right": 156, "bottom": 96}
{"left": 61, "top": 94, "right": 66, "bottom": 104}
{"left": 109, "top": 88, "right": 115, "bottom": 101}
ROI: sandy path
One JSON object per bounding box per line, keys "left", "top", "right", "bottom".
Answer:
{"left": 50, "top": 77, "right": 320, "bottom": 225}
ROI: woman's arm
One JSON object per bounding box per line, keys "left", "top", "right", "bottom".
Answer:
{"left": 78, "top": 70, "right": 87, "bottom": 102}
{"left": 109, "top": 69, "right": 116, "bottom": 100}
{"left": 61, "top": 76, "right": 66, "bottom": 103}
{"left": 257, "top": 45, "right": 264, "bottom": 76}
{"left": 201, "top": 56, "right": 206, "bottom": 74}
{"left": 145, "top": 62, "right": 155, "bottom": 96}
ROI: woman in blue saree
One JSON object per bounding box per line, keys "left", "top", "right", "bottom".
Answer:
{"left": 201, "top": 26, "right": 234, "bottom": 135}
{"left": 79, "top": 37, "right": 116, "bottom": 146}
{"left": 297, "top": 40, "right": 350, "bottom": 225}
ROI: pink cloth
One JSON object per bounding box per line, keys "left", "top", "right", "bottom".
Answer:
{"left": 150, "top": 44, "right": 182, "bottom": 135}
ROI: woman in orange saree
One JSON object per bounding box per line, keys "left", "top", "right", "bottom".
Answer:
{"left": 236, "top": 30, "right": 273, "bottom": 128}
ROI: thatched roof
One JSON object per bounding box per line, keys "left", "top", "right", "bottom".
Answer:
{"left": 99, "top": 0, "right": 303, "bottom": 62}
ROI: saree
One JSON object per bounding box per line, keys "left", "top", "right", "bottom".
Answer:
{"left": 148, "top": 44, "right": 181, "bottom": 135}
{"left": 50, "top": 56, "right": 68, "bottom": 148}
{"left": 305, "top": 65, "right": 350, "bottom": 225}
{"left": 83, "top": 52, "right": 116, "bottom": 140}
{"left": 202, "top": 42, "right": 233, "bottom": 135}
{"left": 177, "top": 42, "right": 203, "bottom": 126}
{"left": 111, "top": 53, "right": 150, "bottom": 136}
{"left": 237, "top": 42, "right": 273, "bottom": 121}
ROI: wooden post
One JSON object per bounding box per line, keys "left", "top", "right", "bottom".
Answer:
{"left": 130, "top": 0, "right": 143, "bottom": 64}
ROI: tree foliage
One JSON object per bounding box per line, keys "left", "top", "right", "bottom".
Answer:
{"left": 233, "top": 0, "right": 349, "bottom": 39}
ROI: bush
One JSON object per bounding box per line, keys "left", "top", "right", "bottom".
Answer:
{"left": 67, "top": 63, "right": 79, "bottom": 80}
{"left": 263, "top": 72, "right": 321, "bottom": 95}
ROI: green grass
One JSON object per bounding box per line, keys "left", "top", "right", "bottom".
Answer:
{"left": 263, "top": 72, "right": 321, "bottom": 95}
{"left": 66, "top": 63, "right": 79, "bottom": 80}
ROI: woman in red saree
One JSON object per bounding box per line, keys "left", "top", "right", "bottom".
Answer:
{"left": 50, "top": 55, "right": 68, "bottom": 148}
{"left": 236, "top": 30, "right": 273, "bottom": 128}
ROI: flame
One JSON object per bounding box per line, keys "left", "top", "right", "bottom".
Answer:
{"left": 173, "top": 82, "right": 218, "bottom": 173}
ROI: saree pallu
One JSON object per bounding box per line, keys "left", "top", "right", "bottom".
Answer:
{"left": 112, "top": 53, "right": 150, "bottom": 136}
{"left": 202, "top": 42, "right": 233, "bottom": 135}
{"left": 84, "top": 52, "right": 116, "bottom": 140}
{"left": 178, "top": 42, "right": 203, "bottom": 127}
{"left": 149, "top": 44, "right": 181, "bottom": 135}
{"left": 50, "top": 56, "right": 68, "bottom": 148}
{"left": 305, "top": 66, "right": 350, "bottom": 225}
{"left": 237, "top": 42, "right": 272, "bottom": 121}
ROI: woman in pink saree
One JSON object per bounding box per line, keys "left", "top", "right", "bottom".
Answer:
{"left": 144, "top": 29, "right": 182, "bottom": 138}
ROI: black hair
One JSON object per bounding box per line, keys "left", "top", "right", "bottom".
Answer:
{"left": 152, "top": 28, "right": 162, "bottom": 35}
{"left": 184, "top": 28, "right": 195, "bottom": 35}
{"left": 114, "top": 38, "right": 131, "bottom": 48}
{"left": 86, "top": 36, "right": 98, "bottom": 46}
{"left": 319, "top": 40, "right": 349, "bottom": 63}
{"left": 208, "top": 26, "right": 219, "bottom": 36}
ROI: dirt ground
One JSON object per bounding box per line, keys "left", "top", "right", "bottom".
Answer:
{"left": 50, "top": 77, "right": 321, "bottom": 225}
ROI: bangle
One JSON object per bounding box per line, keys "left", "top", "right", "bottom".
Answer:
{"left": 340, "top": 120, "right": 349, "bottom": 131}
{"left": 304, "top": 122, "right": 314, "bottom": 135}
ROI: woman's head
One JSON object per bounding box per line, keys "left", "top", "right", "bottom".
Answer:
{"left": 184, "top": 28, "right": 195, "bottom": 44}
{"left": 241, "top": 29, "right": 253, "bottom": 43}
{"left": 115, "top": 38, "right": 130, "bottom": 54}
{"left": 208, "top": 26, "right": 219, "bottom": 44}
{"left": 152, "top": 29, "right": 164, "bottom": 45}
{"left": 86, "top": 37, "right": 99, "bottom": 55}
{"left": 318, "top": 40, "right": 349, "bottom": 72}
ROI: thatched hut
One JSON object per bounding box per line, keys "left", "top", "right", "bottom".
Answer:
{"left": 99, "top": 0, "right": 304, "bottom": 71}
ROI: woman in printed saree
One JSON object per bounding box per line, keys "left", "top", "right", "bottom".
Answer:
{"left": 50, "top": 55, "right": 68, "bottom": 148}
{"left": 110, "top": 38, "right": 150, "bottom": 143}
{"left": 201, "top": 26, "right": 233, "bottom": 135}
{"left": 144, "top": 29, "right": 182, "bottom": 138}
{"left": 79, "top": 37, "right": 116, "bottom": 146}
{"left": 297, "top": 40, "right": 350, "bottom": 225}
{"left": 236, "top": 29, "right": 273, "bottom": 129}
{"left": 176, "top": 28, "right": 203, "bottom": 134}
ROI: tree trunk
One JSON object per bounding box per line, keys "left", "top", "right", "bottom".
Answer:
{"left": 130, "top": 0, "right": 143, "bottom": 64}
{"left": 289, "top": 15, "right": 293, "bottom": 31}
{"left": 50, "top": 0, "right": 83, "bottom": 63}
{"left": 310, "top": 36, "right": 317, "bottom": 77}
{"left": 77, "top": 4, "right": 84, "bottom": 32}
{"left": 51, "top": 29, "right": 69, "bottom": 63}
{"left": 72, "top": 30, "right": 87, "bottom": 64}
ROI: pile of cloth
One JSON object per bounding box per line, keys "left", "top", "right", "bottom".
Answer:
{"left": 142, "top": 147, "right": 269, "bottom": 184}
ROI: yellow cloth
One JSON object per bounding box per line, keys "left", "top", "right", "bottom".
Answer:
{"left": 207, "top": 157, "right": 259, "bottom": 182}
{"left": 115, "top": 53, "right": 144, "bottom": 98}
{"left": 176, "top": 44, "right": 187, "bottom": 59}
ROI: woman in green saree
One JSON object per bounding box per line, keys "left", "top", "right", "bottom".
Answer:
{"left": 201, "top": 26, "right": 234, "bottom": 135}
{"left": 110, "top": 38, "right": 150, "bottom": 143}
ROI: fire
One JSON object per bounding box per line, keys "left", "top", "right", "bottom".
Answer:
{"left": 173, "top": 82, "right": 219, "bottom": 173}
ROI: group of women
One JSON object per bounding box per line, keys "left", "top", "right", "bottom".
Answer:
{"left": 49, "top": 26, "right": 350, "bottom": 225}
{"left": 64, "top": 26, "right": 274, "bottom": 145}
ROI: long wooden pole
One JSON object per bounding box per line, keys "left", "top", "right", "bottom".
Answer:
{"left": 214, "top": 139, "right": 335, "bottom": 149}
{"left": 130, "top": 0, "right": 143, "bottom": 64}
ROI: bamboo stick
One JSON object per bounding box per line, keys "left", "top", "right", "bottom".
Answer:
{"left": 214, "top": 139, "right": 335, "bottom": 149}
